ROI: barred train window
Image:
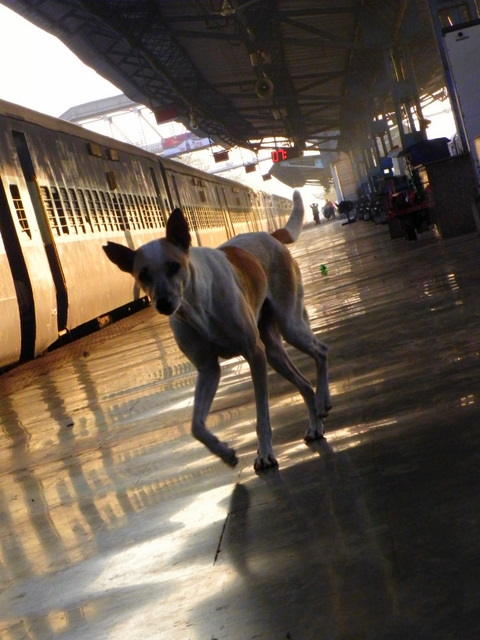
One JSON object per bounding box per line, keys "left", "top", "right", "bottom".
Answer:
{"left": 125, "top": 194, "right": 138, "bottom": 229}
{"left": 78, "top": 190, "right": 95, "bottom": 232}
{"left": 50, "top": 186, "right": 69, "bottom": 234}
{"left": 121, "top": 194, "right": 133, "bottom": 229}
{"left": 69, "top": 188, "right": 91, "bottom": 233}
{"left": 89, "top": 190, "right": 103, "bottom": 232}
{"left": 112, "top": 193, "right": 121, "bottom": 230}
{"left": 149, "top": 196, "right": 158, "bottom": 227}
{"left": 40, "top": 186, "right": 63, "bottom": 235}
{"left": 113, "top": 193, "right": 129, "bottom": 230}
{"left": 93, "top": 191, "right": 104, "bottom": 230}
{"left": 40, "top": 185, "right": 167, "bottom": 234}
{"left": 99, "top": 191, "right": 115, "bottom": 231}
{"left": 133, "top": 194, "right": 142, "bottom": 228}
{"left": 9, "top": 185, "right": 31, "bottom": 239}
{"left": 104, "top": 192, "right": 120, "bottom": 230}
{"left": 133, "top": 195, "right": 142, "bottom": 227}
{"left": 59, "top": 187, "right": 79, "bottom": 233}
{"left": 142, "top": 196, "right": 153, "bottom": 228}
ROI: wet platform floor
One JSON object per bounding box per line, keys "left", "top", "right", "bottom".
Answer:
{"left": 1, "top": 218, "right": 480, "bottom": 639}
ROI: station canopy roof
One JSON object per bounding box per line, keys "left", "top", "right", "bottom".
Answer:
{"left": 4, "top": 0, "right": 446, "bottom": 154}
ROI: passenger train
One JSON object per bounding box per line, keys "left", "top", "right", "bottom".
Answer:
{"left": 0, "top": 99, "right": 292, "bottom": 371}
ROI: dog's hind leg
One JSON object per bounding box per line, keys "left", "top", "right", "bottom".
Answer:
{"left": 259, "top": 309, "right": 326, "bottom": 441}
{"left": 285, "top": 326, "right": 331, "bottom": 440}
{"left": 273, "top": 302, "right": 332, "bottom": 440}
{"left": 246, "top": 342, "right": 278, "bottom": 471}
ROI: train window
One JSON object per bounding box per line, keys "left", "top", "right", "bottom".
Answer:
{"left": 112, "top": 193, "right": 128, "bottom": 230}
{"left": 50, "top": 187, "right": 70, "bottom": 235}
{"left": 83, "top": 189, "right": 102, "bottom": 232}
{"left": 69, "top": 188, "right": 92, "bottom": 233}
{"left": 182, "top": 205, "right": 196, "bottom": 230}
{"left": 91, "top": 190, "right": 106, "bottom": 231}
{"left": 150, "top": 196, "right": 162, "bottom": 228}
{"left": 154, "top": 197, "right": 167, "bottom": 227}
{"left": 40, "top": 186, "right": 63, "bottom": 236}
{"left": 99, "top": 191, "right": 115, "bottom": 231}
{"left": 59, "top": 187, "right": 80, "bottom": 234}
{"left": 9, "top": 184, "right": 31, "bottom": 239}
{"left": 139, "top": 196, "right": 148, "bottom": 228}
{"left": 78, "top": 189, "right": 96, "bottom": 233}
{"left": 151, "top": 196, "right": 163, "bottom": 228}
{"left": 119, "top": 194, "right": 129, "bottom": 229}
{"left": 137, "top": 195, "right": 145, "bottom": 228}
{"left": 133, "top": 195, "right": 146, "bottom": 229}
{"left": 122, "top": 194, "right": 134, "bottom": 229}
{"left": 87, "top": 196, "right": 100, "bottom": 231}
{"left": 150, "top": 197, "right": 159, "bottom": 227}
{"left": 104, "top": 192, "right": 122, "bottom": 230}
{"left": 144, "top": 196, "right": 154, "bottom": 228}
{"left": 127, "top": 194, "right": 140, "bottom": 229}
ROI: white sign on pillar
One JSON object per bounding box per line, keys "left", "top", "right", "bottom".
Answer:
{"left": 443, "top": 21, "right": 480, "bottom": 185}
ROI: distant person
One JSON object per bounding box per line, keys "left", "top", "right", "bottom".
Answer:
{"left": 322, "top": 200, "right": 335, "bottom": 220}
{"left": 310, "top": 203, "right": 320, "bottom": 225}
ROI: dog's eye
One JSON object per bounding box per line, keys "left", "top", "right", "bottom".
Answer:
{"left": 138, "top": 267, "right": 152, "bottom": 284}
{"left": 165, "top": 261, "right": 180, "bottom": 277}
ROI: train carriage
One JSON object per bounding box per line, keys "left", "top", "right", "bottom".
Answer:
{"left": 0, "top": 99, "right": 291, "bottom": 371}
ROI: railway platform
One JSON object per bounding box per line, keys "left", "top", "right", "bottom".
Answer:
{"left": 1, "top": 218, "right": 480, "bottom": 639}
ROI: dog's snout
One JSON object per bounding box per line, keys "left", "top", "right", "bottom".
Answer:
{"left": 155, "top": 297, "right": 175, "bottom": 315}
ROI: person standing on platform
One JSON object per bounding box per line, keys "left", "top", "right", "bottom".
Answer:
{"left": 310, "top": 202, "right": 320, "bottom": 225}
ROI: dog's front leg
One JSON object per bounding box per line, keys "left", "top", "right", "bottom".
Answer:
{"left": 248, "top": 345, "right": 278, "bottom": 471}
{"left": 192, "top": 358, "right": 238, "bottom": 467}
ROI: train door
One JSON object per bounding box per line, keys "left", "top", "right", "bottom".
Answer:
{"left": 0, "top": 177, "right": 34, "bottom": 361}
{"left": 12, "top": 130, "right": 68, "bottom": 331}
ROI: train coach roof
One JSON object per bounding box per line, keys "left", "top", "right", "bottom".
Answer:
{"left": 0, "top": 98, "right": 163, "bottom": 161}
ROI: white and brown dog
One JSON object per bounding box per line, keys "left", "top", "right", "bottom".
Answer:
{"left": 103, "top": 190, "right": 331, "bottom": 470}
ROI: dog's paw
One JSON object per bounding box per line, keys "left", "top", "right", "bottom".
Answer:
{"left": 217, "top": 443, "right": 238, "bottom": 467}
{"left": 221, "top": 448, "right": 238, "bottom": 467}
{"left": 304, "top": 421, "right": 325, "bottom": 442}
{"left": 254, "top": 452, "right": 279, "bottom": 471}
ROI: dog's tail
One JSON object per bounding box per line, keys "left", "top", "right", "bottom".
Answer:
{"left": 270, "top": 189, "right": 304, "bottom": 245}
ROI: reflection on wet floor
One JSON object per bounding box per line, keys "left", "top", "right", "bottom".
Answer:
{"left": 1, "top": 220, "right": 480, "bottom": 639}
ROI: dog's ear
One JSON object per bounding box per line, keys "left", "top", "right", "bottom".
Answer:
{"left": 166, "top": 208, "right": 191, "bottom": 252}
{"left": 103, "top": 241, "right": 135, "bottom": 274}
